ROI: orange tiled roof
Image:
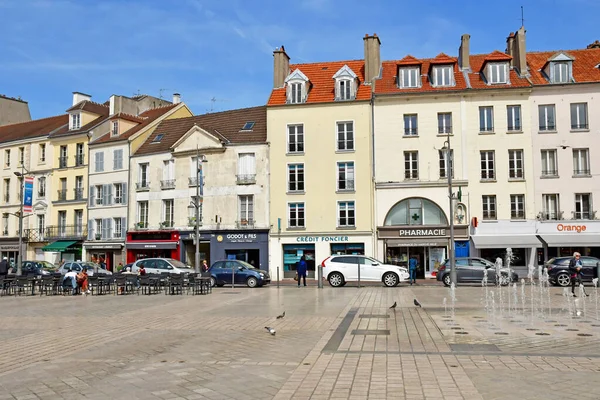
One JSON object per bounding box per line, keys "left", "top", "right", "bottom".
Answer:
{"left": 430, "top": 52, "right": 457, "bottom": 65}
{"left": 109, "top": 112, "right": 145, "bottom": 124}
{"left": 267, "top": 60, "right": 371, "bottom": 106}
{"left": 526, "top": 48, "right": 600, "bottom": 85}
{"left": 468, "top": 53, "right": 530, "bottom": 89}
{"left": 0, "top": 114, "right": 68, "bottom": 145}
{"left": 397, "top": 55, "right": 422, "bottom": 65}
{"left": 65, "top": 100, "right": 109, "bottom": 115}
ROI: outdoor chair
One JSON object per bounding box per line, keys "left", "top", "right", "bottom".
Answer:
{"left": 39, "top": 276, "right": 56, "bottom": 296}
{"left": 167, "top": 275, "right": 184, "bottom": 295}
{"left": 14, "top": 277, "right": 33, "bottom": 296}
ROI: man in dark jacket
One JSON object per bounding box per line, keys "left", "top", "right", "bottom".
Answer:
{"left": 569, "top": 252, "right": 588, "bottom": 297}
{"left": 297, "top": 256, "right": 308, "bottom": 287}
{"left": 0, "top": 257, "right": 8, "bottom": 277}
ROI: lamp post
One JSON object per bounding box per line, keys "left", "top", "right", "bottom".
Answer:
{"left": 188, "top": 151, "right": 207, "bottom": 274}
{"left": 14, "top": 167, "right": 30, "bottom": 277}
{"left": 442, "top": 137, "right": 457, "bottom": 285}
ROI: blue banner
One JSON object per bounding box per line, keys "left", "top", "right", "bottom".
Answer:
{"left": 23, "top": 177, "right": 33, "bottom": 213}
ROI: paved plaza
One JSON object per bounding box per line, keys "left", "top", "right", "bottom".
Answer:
{"left": 2, "top": 283, "right": 600, "bottom": 400}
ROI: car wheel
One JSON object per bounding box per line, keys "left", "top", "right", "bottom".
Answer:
{"left": 442, "top": 274, "right": 451, "bottom": 287}
{"left": 247, "top": 276, "right": 258, "bottom": 288}
{"left": 328, "top": 272, "right": 345, "bottom": 287}
{"left": 556, "top": 272, "right": 571, "bottom": 287}
{"left": 210, "top": 277, "right": 217, "bottom": 287}
{"left": 499, "top": 274, "right": 510, "bottom": 286}
{"left": 382, "top": 272, "right": 399, "bottom": 287}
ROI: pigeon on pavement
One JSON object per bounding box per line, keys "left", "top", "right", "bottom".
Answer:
{"left": 265, "top": 326, "right": 276, "bottom": 335}
{"left": 414, "top": 299, "right": 422, "bottom": 307}
{"left": 276, "top": 311, "right": 285, "bottom": 319}
{"left": 389, "top": 301, "right": 397, "bottom": 309}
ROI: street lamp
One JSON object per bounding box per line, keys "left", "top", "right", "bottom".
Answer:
{"left": 187, "top": 152, "right": 207, "bottom": 274}
{"left": 441, "top": 137, "right": 457, "bottom": 285}
{"left": 14, "top": 167, "right": 30, "bottom": 276}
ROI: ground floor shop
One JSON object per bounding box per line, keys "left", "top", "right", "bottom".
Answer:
{"left": 125, "top": 231, "right": 180, "bottom": 263}
{"left": 536, "top": 221, "right": 600, "bottom": 261}
{"left": 378, "top": 226, "right": 469, "bottom": 279}
{"left": 269, "top": 233, "right": 373, "bottom": 280}
{"left": 0, "top": 241, "right": 21, "bottom": 269}
{"left": 41, "top": 240, "right": 83, "bottom": 265}
{"left": 83, "top": 242, "right": 124, "bottom": 271}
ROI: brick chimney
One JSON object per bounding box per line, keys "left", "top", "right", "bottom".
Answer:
{"left": 363, "top": 34, "right": 381, "bottom": 84}
{"left": 273, "top": 46, "right": 290, "bottom": 89}
{"left": 587, "top": 40, "right": 600, "bottom": 49}
{"left": 506, "top": 32, "right": 515, "bottom": 65}
{"left": 72, "top": 92, "right": 91, "bottom": 106}
{"left": 458, "top": 34, "right": 471, "bottom": 71}
{"left": 513, "top": 26, "right": 528, "bottom": 77}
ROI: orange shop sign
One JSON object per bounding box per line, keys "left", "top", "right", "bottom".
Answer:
{"left": 556, "top": 224, "right": 587, "bottom": 233}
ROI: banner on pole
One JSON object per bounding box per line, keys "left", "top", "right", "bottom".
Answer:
{"left": 23, "top": 176, "right": 34, "bottom": 213}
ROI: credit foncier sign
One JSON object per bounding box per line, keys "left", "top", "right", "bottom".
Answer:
{"left": 399, "top": 228, "right": 446, "bottom": 237}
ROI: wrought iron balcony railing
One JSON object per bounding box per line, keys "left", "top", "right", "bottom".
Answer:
{"left": 75, "top": 154, "right": 85, "bottom": 166}
{"left": 25, "top": 224, "right": 87, "bottom": 242}
{"left": 73, "top": 188, "right": 85, "bottom": 201}
{"left": 236, "top": 219, "right": 255, "bottom": 229}
{"left": 58, "top": 156, "right": 68, "bottom": 169}
{"left": 57, "top": 189, "right": 67, "bottom": 201}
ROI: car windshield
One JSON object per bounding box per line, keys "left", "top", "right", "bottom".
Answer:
{"left": 168, "top": 259, "right": 192, "bottom": 269}
{"left": 238, "top": 261, "right": 256, "bottom": 269}
{"left": 40, "top": 262, "right": 57, "bottom": 271}
{"left": 82, "top": 262, "right": 99, "bottom": 269}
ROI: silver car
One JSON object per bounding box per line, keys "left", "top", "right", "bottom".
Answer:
{"left": 130, "top": 258, "right": 195, "bottom": 275}
{"left": 57, "top": 261, "right": 112, "bottom": 276}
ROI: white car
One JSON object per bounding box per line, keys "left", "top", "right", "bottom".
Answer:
{"left": 131, "top": 258, "right": 195, "bottom": 275}
{"left": 320, "top": 255, "right": 409, "bottom": 287}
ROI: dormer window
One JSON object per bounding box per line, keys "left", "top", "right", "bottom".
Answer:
{"left": 111, "top": 121, "right": 119, "bottom": 137}
{"left": 70, "top": 113, "right": 81, "bottom": 130}
{"left": 432, "top": 65, "right": 454, "bottom": 87}
{"left": 333, "top": 65, "right": 358, "bottom": 101}
{"left": 488, "top": 63, "right": 508, "bottom": 84}
{"left": 552, "top": 62, "right": 570, "bottom": 83}
{"left": 290, "top": 82, "right": 303, "bottom": 103}
{"left": 285, "top": 69, "right": 309, "bottom": 104}
{"left": 399, "top": 67, "right": 420, "bottom": 88}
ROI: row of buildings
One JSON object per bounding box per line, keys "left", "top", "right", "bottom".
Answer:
{"left": 1, "top": 27, "right": 599, "bottom": 279}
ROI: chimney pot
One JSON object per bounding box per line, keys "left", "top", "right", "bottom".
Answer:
{"left": 109, "top": 95, "right": 116, "bottom": 115}
{"left": 173, "top": 93, "right": 181, "bottom": 104}
{"left": 273, "top": 46, "right": 290, "bottom": 89}
{"left": 459, "top": 34, "right": 471, "bottom": 71}
{"left": 363, "top": 34, "right": 382, "bottom": 84}
{"left": 587, "top": 40, "right": 600, "bottom": 49}
{"left": 72, "top": 91, "right": 91, "bottom": 106}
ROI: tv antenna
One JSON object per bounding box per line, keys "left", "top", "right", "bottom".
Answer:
{"left": 520, "top": 6, "right": 525, "bottom": 27}
{"left": 209, "top": 97, "right": 230, "bottom": 112}
{"left": 158, "top": 88, "right": 170, "bottom": 100}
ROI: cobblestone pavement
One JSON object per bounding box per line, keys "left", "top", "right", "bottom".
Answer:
{"left": 2, "top": 284, "right": 600, "bottom": 399}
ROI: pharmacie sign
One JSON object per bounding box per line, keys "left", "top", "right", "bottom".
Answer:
{"left": 398, "top": 228, "right": 446, "bottom": 237}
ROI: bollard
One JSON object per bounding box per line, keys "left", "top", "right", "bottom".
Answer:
{"left": 317, "top": 264, "right": 323, "bottom": 289}
{"left": 357, "top": 259, "right": 361, "bottom": 288}
{"left": 277, "top": 266, "right": 280, "bottom": 288}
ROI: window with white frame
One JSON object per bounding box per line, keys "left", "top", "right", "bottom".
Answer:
{"left": 113, "top": 183, "right": 123, "bottom": 204}
{"left": 480, "top": 151, "right": 495, "bottom": 180}
{"left": 551, "top": 62, "right": 570, "bottom": 83}
{"left": 70, "top": 113, "right": 81, "bottom": 130}
{"left": 479, "top": 106, "right": 494, "bottom": 132}
{"left": 510, "top": 194, "right": 525, "bottom": 220}
{"left": 75, "top": 210, "right": 83, "bottom": 236}
{"left": 3, "top": 179, "right": 9, "bottom": 203}
{"left": 338, "top": 201, "right": 355, "bottom": 227}
{"left": 439, "top": 149, "right": 453, "bottom": 179}
{"left": 95, "top": 185, "right": 104, "bottom": 205}
{"left": 4, "top": 149, "right": 10, "bottom": 167}
{"left": 437, "top": 113, "right": 452, "bottom": 134}
{"left": 573, "top": 148, "right": 590, "bottom": 176}
{"left": 508, "top": 150, "right": 524, "bottom": 179}
{"left": 237, "top": 153, "right": 256, "bottom": 178}
{"left": 238, "top": 195, "right": 254, "bottom": 224}
{"left": 18, "top": 147, "right": 24, "bottom": 166}
{"left": 337, "top": 162, "right": 355, "bottom": 191}
{"left": 570, "top": 103, "right": 588, "bottom": 130}
{"left": 289, "top": 82, "right": 303, "bottom": 104}
{"left": 542, "top": 194, "right": 560, "bottom": 220}
{"left": 575, "top": 193, "right": 592, "bottom": 220}
{"left": 488, "top": 63, "right": 508, "bottom": 84}
{"left": 139, "top": 163, "right": 149, "bottom": 186}
{"left": 482, "top": 195, "right": 497, "bottom": 220}
{"left": 337, "top": 121, "right": 354, "bottom": 151}
{"left": 338, "top": 79, "right": 353, "bottom": 101}
{"left": 399, "top": 67, "right": 420, "bottom": 88}
{"left": 538, "top": 105, "right": 556, "bottom": 131}
{"left": 288, "top": 164, "right": 304, "bottom": 192}
{"left": 432, "top": 65, "right": 453, "bottom": 86}
{"left": 287, "top": 124, "right": 304, "bottom": 153}
{"left": 58, "top": 211, "right": 66, "bottom": 234}
{"left": 404, "top": 151, "right": 418, "bottom": 179}
{"left": 95, "top": 219, "right": 102, "bottom": 239}
{"left": 39, "top": 143, "right": 46, "bottom": 163}
{"left": 2, "top": 214, "right": 7, "bottom": 235}
{"left": 163, "top": 199, "right": 174, "bottom": 227}
{"left": 111, "top": 121, "right": 119, "bottom": 137}
{"left": 541, "top": 149, "right": 558, "bottom": 177}
{"left": 288, "top": 202, "right": 305, "bottom": 228}
{"left": 507, "top": 105, "right": 522, "bottom": 131}
{"left": 138, "top": 201, "right": 148, "bottom": 227}
{"left": 404, "top": 114, "right": 418, "bottom": 136}
{"left": 38, "top": 177, "right": 46, "bottom": 198}
{"left": 113, "top": 217, "right": 122, "bottom": 238}
{"left": 37, "top": 214, "right": 45, "bottom": 236}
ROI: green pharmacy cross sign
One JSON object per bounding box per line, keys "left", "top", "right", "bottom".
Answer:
{"left": 412, "top": 213, "right": 420, "bottom": 221}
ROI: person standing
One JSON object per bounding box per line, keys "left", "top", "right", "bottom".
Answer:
{"left": 409, "top": 256, "right": 418, "bottom": 285}
{"left": 0, "top": 257, "right": 8, "bottom": 278}
{"left": 202, "top": 259, "right": 209, "bottom": 273}
{"left": 569, "top": 252, "right": 588, "bottom": 297}
{"left": 297, "top": 256, "right": 307, "bottom": 287}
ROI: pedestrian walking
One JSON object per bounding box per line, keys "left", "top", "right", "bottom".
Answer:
{"left": 569, "top": 251, "right": 588, "bottom": 297}
{"left": 409, "top": 256, "right": 418, "bottom": 285}
{"left": 297, "top": 256, "right": 307, "bottom": 287}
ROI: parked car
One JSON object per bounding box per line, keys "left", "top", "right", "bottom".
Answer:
{"left": 207, "top": 260, "right": 270, "bottom": 288}
{"left": 57, "top": 261, "right": 112, "bottom": 276}
{"left": 436, "top": 257, "right": 518, "bottom": 286}
{"left": 130, "top": 258, "right": 195, "bottom": 275}
{"left": 320, "top": 255, "right": 410, "bottom": 287}
{"left": 546, "top": 256, "right": 600, "bottom": 287}
{"left": 11, "top": 261, "right": 58, "bottom": 276}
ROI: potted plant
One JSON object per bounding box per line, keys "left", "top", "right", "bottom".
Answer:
{"left": 95, "top": 233, "right": 101, "bottom": 240}
{"left": 137, "top": 221, "right": 145, "bottom": 229}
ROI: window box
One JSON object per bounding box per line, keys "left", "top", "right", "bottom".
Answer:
{"left": 236, "top": 174, "right": 256, "bottom": 185}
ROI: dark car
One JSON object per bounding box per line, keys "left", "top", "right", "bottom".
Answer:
{"left": 208, "top": 260, "right": 270, "bottom": 288}
{"left": 436, "top": 257, "right": 519, "bottom": 286}
{"left": 11, "top": 261, "right": 58, "bottom": 276}
{"left": 546, "top": 256, "right": 600, "bottom": 287}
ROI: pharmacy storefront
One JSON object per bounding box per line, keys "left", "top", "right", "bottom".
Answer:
{"left": 270, "top": 234, "right": 373, "bottom": 280}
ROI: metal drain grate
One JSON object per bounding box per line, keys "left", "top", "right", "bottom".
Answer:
{"left": 351, "top": 329, "right": 390, "bottom": 335}
{"left": 359, "top": 314, "right": 390, "bottom": 318}
{"left": 450, "top": 344, "right": 500, "bottom": 352}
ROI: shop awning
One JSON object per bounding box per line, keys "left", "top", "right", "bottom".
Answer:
{"left": 538, "top": 234, "right": 600, "bottom": 247}
{"left": 42, "top": 240, "right": 79, "bottom": 252}
{"left": 471, "top": 235, "right": 541, "bottom": 249}
{"left": 126, "top": 242, "right": 178, "bottom": 250}
{"left": 386, "top": 238, "right": 449, "bottom": 247}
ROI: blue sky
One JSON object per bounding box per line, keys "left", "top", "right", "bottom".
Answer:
{"left": 1, "top": 0, "right": 598, "bottom": 119}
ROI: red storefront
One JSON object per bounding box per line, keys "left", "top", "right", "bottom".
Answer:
{"left": 125, "top": 230, "right": 180, "bottom": 263}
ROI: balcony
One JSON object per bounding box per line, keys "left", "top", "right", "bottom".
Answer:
{"left": 541, "top": 169, "right": 558, "bottom": 177}
{"left": 236, "top": 219, "right": 255, "bottom": 229}
{"left": 160, "top": 179, "right": 176, "bottom": 190}
{"left": 538, "top": 211, "right": 564, "bottom": 221}
{"left": 573, "top": 211, "right": 596, "bottom": 220}
{"left": 236, "top": 174, "right": 256, "bottom": 185}
{"left": 136, "top": 181, "right": 150, "bottom": 191}
{"left": 188, "top": 217, "right": 203, "bottom": 227}
{"left": 58, "top": 156, "right": 68, "bottom": 169}
{"left": 57, "top": 189, "right": 67, "bottom": 202}
{"left": 73, "top": 188, "right": 85, "bottom": 201}
{"left": 74, "top": 154, "right": 85, "bottom": 167}
{"left": 25, "top": 224, "right": 87, "bottom": 242}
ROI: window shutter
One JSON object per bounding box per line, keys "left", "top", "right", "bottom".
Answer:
{"left": 335, "top": 81, "right": 340, "bottom": 100}
{"left": 87, "top": 220, "right": 93, "bottom": 240}
{"left": 89, "top": 186, "right": 95, "bottom": 207}
{"left": 102, "top": 218, "right": 110, "bottom": 239}
{"left": 118, "top": 150, "right": 123, "bottom": 169}
{"left": 99, "top": 153, "right": 104, "bottom": 171}
{"left": 121, "top": 217, "right": 127, "bottom": 238}
{"left": 107, "top": 184, "right": 113, "bottom": 205}
{"left": 121, "top": 183, "right": 127, "bottom": 205}
{"left": 113, "top": 150, "right": 118, "bottom": 170}
{"left": 94, "top": 153, "right": 99, "bottom": 172}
